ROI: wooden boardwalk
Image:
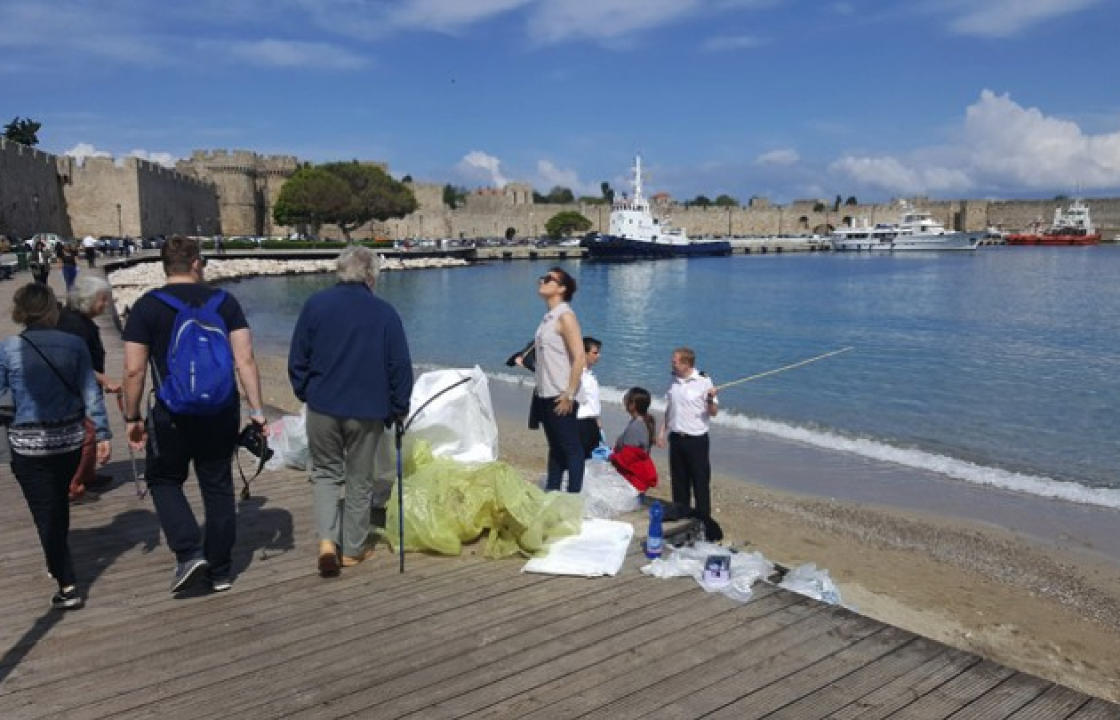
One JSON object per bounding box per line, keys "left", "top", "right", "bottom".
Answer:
{"left": 0, "top": 266, "right": 1117, "bottom": 719}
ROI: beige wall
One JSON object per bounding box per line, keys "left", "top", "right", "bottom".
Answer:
{"left": 0, "top": 138, "right": 71, "bottom": 238}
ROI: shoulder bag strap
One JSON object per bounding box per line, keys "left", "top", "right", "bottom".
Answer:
{"left": 20, "top": 333, "right": 82, "bottom": 399}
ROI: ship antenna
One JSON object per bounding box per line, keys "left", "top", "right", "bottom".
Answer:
{"left": 633, "top": 154, "right": 644, "bottom": 201}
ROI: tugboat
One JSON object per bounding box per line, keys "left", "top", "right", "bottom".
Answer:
{"left": 582, "top": 156, "right": 731, "bottom": 259}
{"left": 1006, "top": 199, "right": 1101, "bottom": 245}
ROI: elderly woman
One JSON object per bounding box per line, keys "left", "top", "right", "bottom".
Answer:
{"left": 0, "top": 283, "right": 111, "bottom": 610}
{"left": 58, "top": 275, "right": 119, "bottom": 500}
{"left": 529, "top": 267, "right": 587, "bottom": 493}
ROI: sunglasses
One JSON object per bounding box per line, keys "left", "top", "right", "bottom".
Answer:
{"left": 538, "top": 274, "right": 559, "bottom": 284}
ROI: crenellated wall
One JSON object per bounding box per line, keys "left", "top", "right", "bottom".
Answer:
{"left": 0, "top": 138, "right": 71, "bottom": 238}
{"left": 176, "top": 149, "right": 301, "bottom": 236}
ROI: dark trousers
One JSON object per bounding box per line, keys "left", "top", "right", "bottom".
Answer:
{"left": 531, "top": 394, "right": 584, "bottom": 493}
{"left": 84, "top": 248, "right": 96, "bottom": 268}
{"left": 669, "top": 432, "right": 711, "bottom": 519}
{"left": 12, "top": 449, "right": 81, "bottom": 588}
{"left": 146, "top": 402, "right": 239, "bottom": 576}
{"left": 577, "top": 417, "right": 600, "bottom": 459}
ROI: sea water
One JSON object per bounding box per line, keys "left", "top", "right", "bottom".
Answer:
{"left": 235, "top": 246, "right": 1120, "bottom": 510}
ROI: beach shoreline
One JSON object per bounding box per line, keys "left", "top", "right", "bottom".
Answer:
{"left": 254, "top": 352, "right": 1120, "bottom": 702}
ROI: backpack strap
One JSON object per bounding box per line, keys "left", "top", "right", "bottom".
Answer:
{"left": 202, "top": 289, "right": 227, "bottom": 314}
{"left": 151, "top": 290, "right": 188, "bottom": 312}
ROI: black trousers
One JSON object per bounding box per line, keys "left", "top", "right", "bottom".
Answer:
{"left": 668, "top": 431, "right": 711, "bottom": 519}
{"left": 577, "top": 417, "right": 600, "bottom": 459}
{"left": 146, "top": 402, "right": 239, "bottom": 576}
{"left": 529, "top": 394, "right": 584, "bottom": 493}
{"left": 12, "top": 449, "right": 81, "bottom": 588}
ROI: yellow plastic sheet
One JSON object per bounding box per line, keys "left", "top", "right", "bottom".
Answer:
{"left": 385, "top": 441, "right": 582, "bottom": 558}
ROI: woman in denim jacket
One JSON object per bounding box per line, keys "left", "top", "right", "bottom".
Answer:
{"left": 1, "top": 283, "right": 111, "bottom": 610}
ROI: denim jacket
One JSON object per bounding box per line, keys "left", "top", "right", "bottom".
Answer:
{"left": 0, "top": 327, "right": 110, "bottom": 440}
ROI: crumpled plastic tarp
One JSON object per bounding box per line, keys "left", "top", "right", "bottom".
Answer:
{"left": 778, "top": 562, "right": 842, "bottom": 605}
{"left": 580, "top": 460, "right": 641, "bottom": 519}
{"left": 641, "top": 541, "right": 775, "bottom": 603}
{"left": 384, "top": 441, "right": 583, "bottom": 558}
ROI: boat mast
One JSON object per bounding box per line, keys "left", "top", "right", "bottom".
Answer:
{"left": 632, "top": 155, "right": 644, "bottom": 203}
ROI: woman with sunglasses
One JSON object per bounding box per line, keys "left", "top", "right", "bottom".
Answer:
{"left": 529, "top": 267, "right": 587, "bottom": 493}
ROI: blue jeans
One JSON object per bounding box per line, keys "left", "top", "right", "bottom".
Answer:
{"left": 145, "top": 402, "right": 239, "bottom": 577}
{"left": 532, "top": 394, "right": 584, "bottom": 493}
{"left": 62, "top": 264, "right": 78, "bottom": 291}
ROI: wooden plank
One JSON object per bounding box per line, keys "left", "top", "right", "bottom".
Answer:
{"left": 579, "top": 608, "right": 883, "bottom": 720}
{"left": 1005, "top": 685, "right": 1105, "bottom": 720}
{"left": 460, "top": 591, "right": 819, "bottom": 720}
{"left": 826, "top": 647, "right": 981, "bottom": 720}
{"left": 944, "top": 672, "right": 1052, "bottom": 719}
{"left": 884, "top": 660, "right": 1018, "bottom": 719}
{"left": 1067, "top": 698, "right": 1120, "bottom": 719}
{"left": 763, "top": 637, "right": 947, "bottom": 720}
{"left": 703, "top": 625, "right": 919, "bottom": 719}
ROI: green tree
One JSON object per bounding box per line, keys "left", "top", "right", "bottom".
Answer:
{"left": 714, "top": 194, "right": 739, "bottom": 207}
{"left": 401, "top": 174, "right": 412, "bottom": 183}
{"left": 813, "top": 201, "right": 827, "bottom": 213}
{"left": 443, "top": 184, "right": 468, "bottom": 209}
{"left": 833, "top": 194, "right": 842, "bottom": 211}
{"left": 275, "top": 162, "right": 417, "bottom": 243}
{"left": 600, "top": 181, "right": 615, "bottom": 205}
{"left": 577, "top": 195, "right": 606, "bottom": 205}
{"left": 505, "top": 226, "right": 517, "bottom": 242}
{"left": 690, "top": 195, "right": 712, "bottom": 208}
{"left": 3, "top": 116, "right": 41, "bottom": 146}
{"left": 272, "top": 166, "right": 350, "bottom": 239}
{"left": 545, "top": 211, "right": 592, "bottom": 238}
{"left": 845, "top": 196, "right": 858, "bottom": 206}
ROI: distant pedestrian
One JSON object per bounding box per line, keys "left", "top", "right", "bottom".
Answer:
{"left": 527, "top": 267, "right": 587, "bottom": 493}
{"left": 657, "top": 347, "right": 719, "bottom": 525}
{"left": 81, "top": 235, "right": 97, "bottom": 268}
{"left": 1, "top": 283, "right": 112, "bottom": 610}
{"left": 121, "top": 235, "right": 267, "bottom": 594}
{"left": 58, "top": 276, "right": 119, "bottom": 501}
{"left": 58, "top": 242, "right": 79, "bottom": 292}
{"left": 289, "top": 247, "right": 412, "bottom": 577}
{"left": 576, "top": 336, "right": 603, "bottom": 459}
{"left": 29, "top": 240, "right": 51, "bottom": 284}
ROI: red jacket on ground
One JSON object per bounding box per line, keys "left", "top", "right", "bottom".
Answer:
{"left": 610, "top": 445, "right": 658, "bottom": 492}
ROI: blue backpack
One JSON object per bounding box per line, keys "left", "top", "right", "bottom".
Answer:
{"left": 152, "top": 289, "right": 236, "bottom": 414}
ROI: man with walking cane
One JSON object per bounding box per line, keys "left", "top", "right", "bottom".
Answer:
{"left": 288, "top": 246, "right": 412, "bottom": 578}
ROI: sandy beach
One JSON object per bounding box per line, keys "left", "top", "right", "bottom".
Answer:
{"left": 255, "top": 351, "right": 1120, "bottom": 703}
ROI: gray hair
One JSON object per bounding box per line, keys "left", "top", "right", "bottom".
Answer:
{"left": 336, "top": 246, "right": 380, "bottom": 284}
{"left": 70, "top": 275, "right": 112, "bottom": 315}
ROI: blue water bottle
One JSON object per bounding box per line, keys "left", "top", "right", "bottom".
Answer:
{"left": 645, "top": 500, "right": 664, "bottom": 559}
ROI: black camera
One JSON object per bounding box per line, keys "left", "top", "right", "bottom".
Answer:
{"left": 238, "top": 422, "right": 274, "bottom": 464}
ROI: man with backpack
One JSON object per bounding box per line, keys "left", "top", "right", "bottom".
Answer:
{"left": 121, "top": 235, "right": 266, "bottom": 594}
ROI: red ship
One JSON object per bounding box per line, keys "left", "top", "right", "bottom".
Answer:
{"left": 1006, "top": 198, "right": 1101, "bottom": 245}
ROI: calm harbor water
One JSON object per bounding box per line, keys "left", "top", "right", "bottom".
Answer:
{"left": 234, "top": 246, "right": 1120, "bottom": 508}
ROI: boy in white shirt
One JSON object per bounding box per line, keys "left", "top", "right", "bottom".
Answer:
{"left": 576, "top": 337, "right": 602, "bottom": 459}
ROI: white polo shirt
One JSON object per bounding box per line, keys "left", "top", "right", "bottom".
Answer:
{"left": 665, "top": 369, "right": 716, "bottom": 436}
{"left": 576, "top": 368, "right": 600, "bottom": 419}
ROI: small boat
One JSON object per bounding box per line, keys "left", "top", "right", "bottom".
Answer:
{"left": 830, "top": 202, "right": 982, "bottom": 252}
{"left": 1006, "top": 199, "right": 1101, "bottom": 245}
{"left": 582, "top": 156, "right": 731, "bottom": 259}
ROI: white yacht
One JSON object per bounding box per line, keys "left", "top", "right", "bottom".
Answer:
{"left": 830, "top": 203, "right": 983, "bottom": 252}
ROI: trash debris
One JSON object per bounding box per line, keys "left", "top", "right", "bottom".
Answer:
{"left": 641, "top": 541, "right": 774, "bottom": 603}
{"left": 777, "top": 562, "right": 842, "bottom": 605}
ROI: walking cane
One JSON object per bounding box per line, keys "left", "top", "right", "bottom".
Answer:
{"left": 116, "top": 392, "right": 147, "bottom": 499}
{"left": 395, "top": 418, "right": 405, "bottom": 574}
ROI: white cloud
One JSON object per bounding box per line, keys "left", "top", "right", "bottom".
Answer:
{"left": 128, "top": 149, "right": 179, "bottom": 168}
{"left": 701, "top": 34, "right": 766, "bottom": 52}
{"left": 535, "top": 159, "right": 595, "bottom": 196}
{"left": 938, "top": 0, "right": 1104, "bottom": 38}
{"left": 222, "top": 39, "right": 368, "bottom": 69}
{"left": 755, "top": 148, "right": 800, "bottom": 166}
{"left": 388, "top": 0, "right": 534, "bottom": 33}
{"left": 526, "top": 0, "right": 700, "bottom": 44}
{"left": 456, "top": 150, "right": 509, "bottom": 187}
{"left": 64, "top": 143, "right": 113, "bottom": 166}
{"left": 830, "top": 90, "right": 1120, "bottom": 195}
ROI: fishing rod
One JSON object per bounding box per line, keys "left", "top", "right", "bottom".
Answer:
{"left": 714, "top": 346, "right": 853, "bottom": 391}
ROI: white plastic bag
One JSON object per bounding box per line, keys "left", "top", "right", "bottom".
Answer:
{"left": 778, "top": 563, "right": 842, "bottom": 605}
{"left": 580, "top": 460, "right": 641, "bottom": 519}
{"left": 405, "top": 367, "right": 498, "bottom": 464}
{"left": 522, "top": 519, "right": 634, "bottom": 577}
{"left": 641, "top": 542, "right": 774, "bottom": 603}
{"left": 266, "top": 407, "right": 309, "bottom": 471}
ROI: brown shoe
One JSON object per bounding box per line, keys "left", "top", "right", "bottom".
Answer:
{"left": 341, "top": 547, "right": 375, "bottom": 567}
{"left": 318, "top": 540, "right": 340, "bottom": 578}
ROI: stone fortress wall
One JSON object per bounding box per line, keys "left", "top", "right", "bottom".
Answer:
{"left": 0, "top": 138, "right": 72, "bottom": 239}
{"left": 3, "top": 139, "right": 1119, "bottom": 243}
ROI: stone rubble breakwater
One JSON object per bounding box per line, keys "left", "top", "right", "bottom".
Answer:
{"left": 107, "top": 255, "right": 468, "bottom": 317}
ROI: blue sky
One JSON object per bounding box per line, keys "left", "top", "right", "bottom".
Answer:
{"left": 3, "top": 0, "right": 1119, "bottom": 203}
